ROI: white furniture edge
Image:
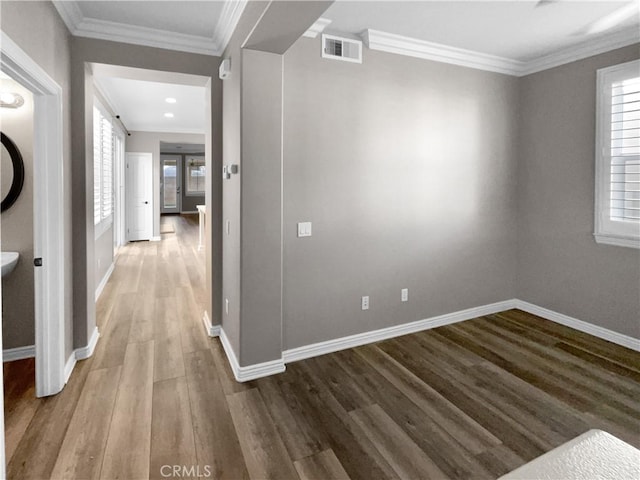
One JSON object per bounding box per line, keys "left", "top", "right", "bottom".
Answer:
{"left": 95, "top": 262, "right": 115, "bottom": 301}
{"left": 202, "top": 311, "right": 221, "bottom": 337}
{"left": 2, "top": 345, "right": 35, "bottom": 362}
{"left": 52, "top": 0, "right": 247, "bottom": 57}
{"left": 1, "top": 30, "right": 67, "bottom": 399}
{"left": 208, "top": 298, "right": 640, "bottom": 383}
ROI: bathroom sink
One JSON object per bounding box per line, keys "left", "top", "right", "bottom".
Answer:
{"left": 1, "top": 252, "right": 19, "bottom": 278}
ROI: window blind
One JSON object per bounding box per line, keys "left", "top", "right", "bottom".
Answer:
{"left": 93, "top": 103, "right": 115, "bottom": 229}
{"left": 93, "top": 107, "right": 102, "bottom": 225}
{"left": 610, "top": 77, "right": 640, "bottom": 222}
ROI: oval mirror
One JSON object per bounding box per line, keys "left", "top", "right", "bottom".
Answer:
{"left": 1, "top": 132, "right": 25, "bottom": 213}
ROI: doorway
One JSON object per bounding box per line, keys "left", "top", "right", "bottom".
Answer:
{"left": 0, "top": 32, "right": 67, "bottom": 402}
{"left": 161, "top": 155, "right": 182, "bottom": 214}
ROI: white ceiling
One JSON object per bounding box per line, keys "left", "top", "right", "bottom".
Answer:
{"left": 322, "top": 1, "right": 639, "bottom": 62}
{"left": 53, "top": 0, "right": 247, "bottom": 55}
{"left": 94, "top": 76, "right": 206, "bottom": 134}
{"left": 52, "top": 1, "right": 639, "bottom": 135}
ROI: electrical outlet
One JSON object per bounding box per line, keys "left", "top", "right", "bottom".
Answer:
{"left": 361, "top": 295, "right": 369, "bottom": 310}
{"left": 225, "top": 298, "right": 229, "bottom": 315}
{"left": 401, "top": 288, "right": 409, "bottom": 302}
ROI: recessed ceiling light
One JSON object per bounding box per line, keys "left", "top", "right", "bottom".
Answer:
{"left": 164, "top": 112, "right": 174, "bottom": 118}
{"left": 165, "top": 97, "right": 177, "bottom": 104}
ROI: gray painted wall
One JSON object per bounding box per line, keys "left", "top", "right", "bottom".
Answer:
{"left": 221, "top": 1, "right": 271, "bottom": 361}
{"left": 1, "top": 81, "right": 35, "bottom": 350}
{"left": 0, "top": 0, "right": 74, "bottom": 359}
{"left": 239, "top": 49, "right": 284, "bottom": 365}
{"left": 70, "top": 37, "right": 223, "bottom": 348}
{"left": 517, "top": 44, "right": 640, "bottom": 339}
{"left": 283, "top": 37, "right": 520, "bottom": 350}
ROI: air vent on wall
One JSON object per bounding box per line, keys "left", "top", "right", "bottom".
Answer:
{"left": 322, "top": 34, "right": 362, "bottom": 64}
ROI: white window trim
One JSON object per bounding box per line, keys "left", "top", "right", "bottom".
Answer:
{"left": 93, "top": 98, "right": 121, "bottom": 239}
{"left": 594, "top": 59, "right": 640, "bottom": 249}
{"left": 184, "top": 155, "right": 205, "bottom": 196}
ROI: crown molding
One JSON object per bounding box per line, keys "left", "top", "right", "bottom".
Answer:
{"left": 52, "top": 0, "right": 247, "bottom": 57}
{"left": 362, "top": 27, "right": 640, "bottom": 77}
{"left": 214, "top": 0, "right": 248, "bottom": 54}
{"left": 520, "top": 26, "right": 640, "bottom": 76}
{"left": 362, "top": 29, "right": 525, "bottom": 76}
{"left": 303, "top": 17, "right": 332, "bottom": 38}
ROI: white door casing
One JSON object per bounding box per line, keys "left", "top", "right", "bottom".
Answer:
{"left": 1, "top": 30, "right": 67, "bottom": 410}
{"left": 126, "top": 152, "right": 153, "bottom": 241}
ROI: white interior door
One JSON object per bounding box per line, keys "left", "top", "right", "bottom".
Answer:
{"left": 126, "top": 152, "right": 153, "bottom": 241}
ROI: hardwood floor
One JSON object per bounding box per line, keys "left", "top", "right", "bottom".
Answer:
{"left": 4, "top": 213, "right": 640, "bottom": 479}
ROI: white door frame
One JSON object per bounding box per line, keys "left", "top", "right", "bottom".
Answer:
{"left": 1, "top": 32, "right": 67, "bottom": 401}
{"left": 160, "top": 154, "right": 182, "bottom": 214}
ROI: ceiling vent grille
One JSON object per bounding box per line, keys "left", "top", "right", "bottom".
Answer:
{"left": 322, "top": 34, "right": 362, "bottom": 64}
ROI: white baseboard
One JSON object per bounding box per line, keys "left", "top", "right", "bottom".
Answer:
{"left": 181, "top": 210, "right": 198, "bottom": 214}
{"left": 2, "top": 345, "right": 35, "bottom": 362}
{"left": 513, "top": 300, "right": 640, "bottom": 352}
{"left": 64, "top": 352, "right": 76, "bottom": 383}
{"left": 202, "top": 311, "right": 220, "bottom": 337}
{"left": 223, "top": 298, "right": 639, "bottom": 380}
{"left": 75, "top": 327, "right": 100, "bottom": 360}
{"left": 219, "top": 328, "right": 285, "bottom": 382}
{"left": 60, "top": 327, "right": 100, "bottom": 385}
{"left": 95, "top": 262, "right": 115, "bottom": 301}
{"left": 150, "top": 236, "right": 162, "bottom": 242}
{"left": 283, "top": 300, "right": 516, "bottom": 363}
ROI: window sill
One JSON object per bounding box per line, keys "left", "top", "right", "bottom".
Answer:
{"left": 594, "top": 233, "right": 640, "bottom": 249}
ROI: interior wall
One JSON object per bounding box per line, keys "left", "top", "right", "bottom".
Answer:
{"left": 282, "top": 37, "right": 520, "bottom": 350}
{"left": 70, "top": 37, "right": 222, "bottom": 348}
{"left": 128, "top": 131, "right": 205, "bottom": 236}
{"left": 0, "top": 0, "right": 74, "bottom": 359}
{"left": 0, "top": 80, "right": 34, "bottom": 350}
{"left": 517, "top": 43, "right": 640, "bottom": 338}
{"left": 221, "top": 1, "right": 271, "bottom": 359}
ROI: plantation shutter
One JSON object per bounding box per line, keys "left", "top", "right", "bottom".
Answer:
{"left": 93, "top": 107, "right": 102, "bottom": 225}
{"left": 101, "top": 115, "right": 113, "bottom": 220}
{"left": 610, "top": 76, "right": 640, "bottom": 222}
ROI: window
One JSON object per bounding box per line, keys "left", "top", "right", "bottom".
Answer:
{"left": 185, "top": 155, "right": 205, "bottom": 195}
{"left": 93, "top": 100, "right": 122, "bottom": 237}
{"left": 594, "top": 59, "right": 640, "bottom": 248}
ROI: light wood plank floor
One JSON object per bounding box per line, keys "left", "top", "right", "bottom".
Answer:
{"left": 5, "top": 213, "right": 640, "bottom": 479}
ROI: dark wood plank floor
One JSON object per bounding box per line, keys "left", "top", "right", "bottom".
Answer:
{"left": 4, "top": 213, "right": 640, "bottom": 479}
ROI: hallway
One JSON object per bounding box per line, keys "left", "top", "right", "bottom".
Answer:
{"left": 6, "top": 214, "right": 248, "bottom": 479}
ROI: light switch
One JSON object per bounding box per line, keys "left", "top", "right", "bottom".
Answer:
{"left": 297, "top": 222, "right": 312, "bottom": 237}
